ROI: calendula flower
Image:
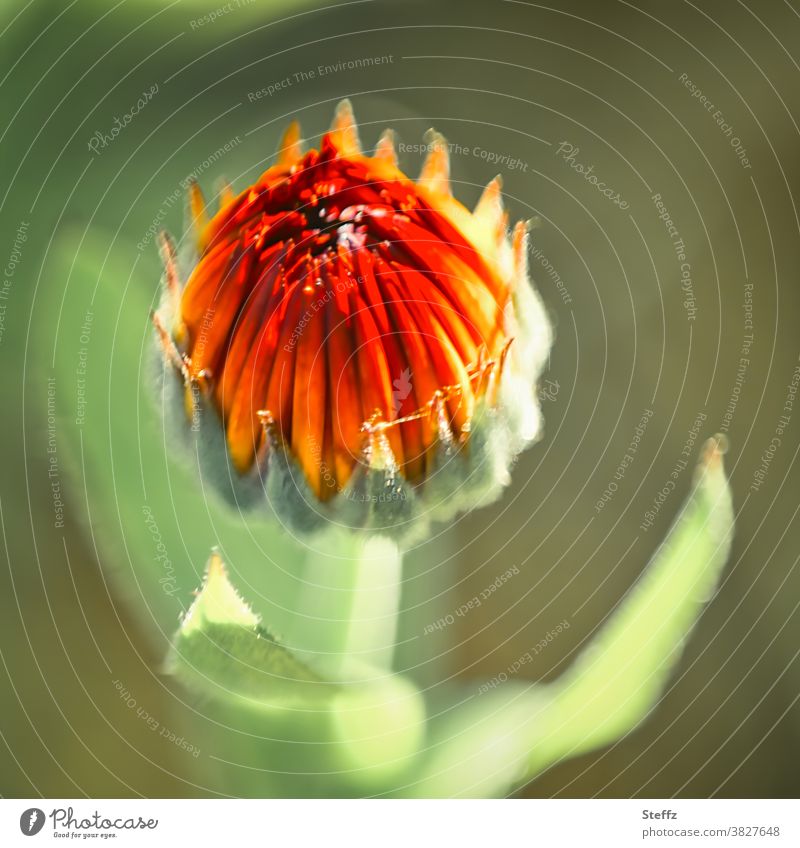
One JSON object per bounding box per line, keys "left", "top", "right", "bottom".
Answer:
{"left": 152, "top": 100, "right": 551, "bottom": 538}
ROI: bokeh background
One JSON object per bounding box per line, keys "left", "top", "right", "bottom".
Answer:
{"left": 1, "top": 0, "right": 799, "bottom": 797}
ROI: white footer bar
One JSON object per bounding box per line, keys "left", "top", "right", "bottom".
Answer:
{"left": 2, "top": 798, "right": 796, "bottom": 846}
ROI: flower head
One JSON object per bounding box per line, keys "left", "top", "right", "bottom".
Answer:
{"left": 152, "top": 100, "right": 551, "bottom": 539}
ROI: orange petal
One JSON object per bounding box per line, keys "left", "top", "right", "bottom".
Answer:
{"left": 290, "top": 276, "right": 329, "bottom": 499}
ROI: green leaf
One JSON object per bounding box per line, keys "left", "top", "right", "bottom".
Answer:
{"left": 166, "top": 550, "right": 329, "bottom": 711}
{"left": 405, "top": 436, "right": 735, "bottom": 797}
{"left": 166, "top": 551, "right": 426, "bottom": 791}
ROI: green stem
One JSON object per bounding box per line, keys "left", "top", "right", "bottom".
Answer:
{"left": 287, "top": 531, "right": 403, "bottom": 678}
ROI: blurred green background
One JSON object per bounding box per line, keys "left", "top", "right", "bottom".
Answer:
{"left": 1, "top": 0, "right": 799, "bottom": 797}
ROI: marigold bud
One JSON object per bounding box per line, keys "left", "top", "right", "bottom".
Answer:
{"left": 152, "top": 100, "right": 551, "bottom": 539}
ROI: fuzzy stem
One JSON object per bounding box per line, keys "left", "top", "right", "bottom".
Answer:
{"left": 287, "top": 531, "right": 403, "bottom": 677}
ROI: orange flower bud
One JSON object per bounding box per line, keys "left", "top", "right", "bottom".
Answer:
{"left": 152, "top": 101, "right": 551, "bottom": 538}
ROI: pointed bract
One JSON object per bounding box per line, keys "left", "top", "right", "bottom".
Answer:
{"left": 374, "top": 129, "right": 398, "bottom": 167}
{"left": 474, "top": 176, "right": 505, "bottom": 237}
{"left": 277, "top": 119, "right": 304, "bottom": 166}
{"left": 330, "top": 99, "right": 361, "bottom": 157}
{"left": 419, "top": 130, "right": 451, "bottom": 196}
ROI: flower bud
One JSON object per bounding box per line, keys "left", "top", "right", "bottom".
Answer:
{"left": 151, "top": 101, "right": 551, "bottom": 540}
